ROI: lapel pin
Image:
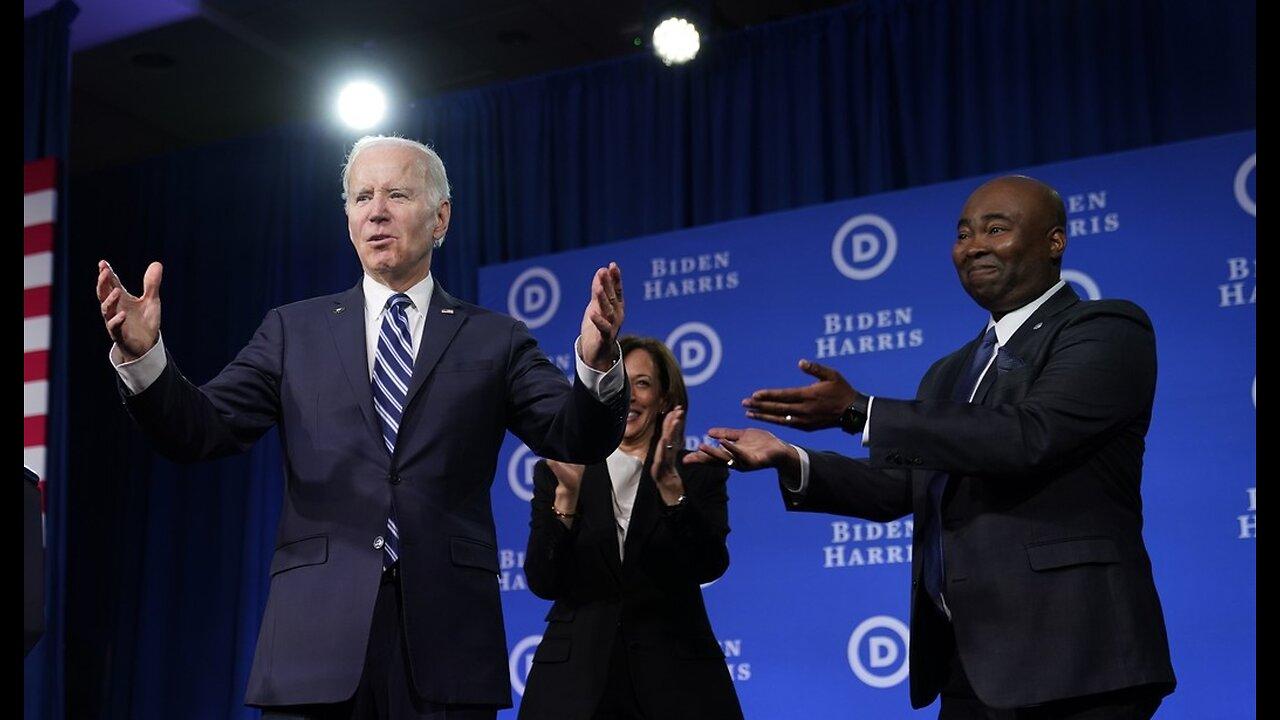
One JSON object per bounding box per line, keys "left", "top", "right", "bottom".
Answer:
{"left": 441, "top": 308, "right": 455, "bottom": 315}
{"left": 333, "top": 307, "right": 345, "bottom": 315}
{"left": 1032, "top": 322, "right": 1042, "bottom": 330}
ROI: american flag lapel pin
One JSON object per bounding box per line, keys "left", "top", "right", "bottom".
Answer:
{"left": 441, "top": 308, "right": 455, "bottom": 315}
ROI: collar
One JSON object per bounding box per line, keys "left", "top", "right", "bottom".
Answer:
{"left": 362, "top": 272, "right": 435, "bottom": 316}
{"left": 988, "top": 279, "right": 1066, "bottom": 346}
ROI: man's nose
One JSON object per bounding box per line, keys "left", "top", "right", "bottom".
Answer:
{"left": 369, "top": 193, "right": 390, "bottom": 221}
{"left": 962, "top": 237, "right": 990, "bottom": 258}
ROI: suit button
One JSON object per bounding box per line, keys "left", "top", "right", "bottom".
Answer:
{"left": 373, "top": 536, "right": 385, "bottom": 550}
{"left": 389, "top": 473, "right": 401, "bottom": 485}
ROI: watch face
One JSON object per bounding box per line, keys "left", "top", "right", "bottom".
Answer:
{"left": 842, "top": 404, "right": 866, "bottom": 433}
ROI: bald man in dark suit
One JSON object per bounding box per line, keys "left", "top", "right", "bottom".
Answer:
{"left": 690, "top": 176, "right": 1176, "bottom": 718}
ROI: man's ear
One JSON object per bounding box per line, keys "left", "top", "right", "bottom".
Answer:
{"left": 1047, "top": 224, "right": 1067, "bottom": 263}
{"left": 433, "top": 199, "right": 452, "bottom": 247}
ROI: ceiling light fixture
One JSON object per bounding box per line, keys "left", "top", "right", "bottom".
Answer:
{"left": 336, "top": 81, "right": 387, "bottom": 130}
{"left": 652, "top": 16, "right": 700, "bottom": 66}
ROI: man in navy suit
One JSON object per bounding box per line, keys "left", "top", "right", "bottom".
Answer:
{"left": 96, "top": 136, "right": 629, "bottom": 719}
{"left": 690, "top": 176, "right": 1176, "bottom": 718}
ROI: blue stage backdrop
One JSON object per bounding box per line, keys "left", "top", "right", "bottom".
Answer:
{"left": 478, "top": 131, "right": 1255, "bottom": 719}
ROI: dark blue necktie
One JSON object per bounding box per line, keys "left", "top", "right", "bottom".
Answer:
{"left": 372, "top": 293, "right": 414, "bottom": 568}
{"left": 920, "top": 326, "right": 998, "bottom": 617}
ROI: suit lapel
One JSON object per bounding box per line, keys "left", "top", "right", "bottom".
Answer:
{"left": 585, "top": 463, "right": 623, "bottom": 582}
{"left": 936, "top": 327, "right": 989, "bottom": 401}
{"left": 973, "top": 284, "right": 1080, "bottom": 405}
{"left": 622, "top": 464, "right": 660, "bottom": 570}
{"left": 403, "top": 284, "right": 466, "bottom": 413}
{"left": 326, "top": 283, "right": 384, "bottom": 449}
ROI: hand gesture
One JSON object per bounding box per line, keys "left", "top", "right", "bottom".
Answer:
{"left": 96, "top": 260, "right": 163, "bottom": 362}
{"left": 684, "top": 427, "right": 796, "bottom": 473}
{"left": 651, "top": 407, "right": 686, "bottom": 504}
{"left": 579, "top": 263, "right": 624, "bottom": 371}
{"left": 741, "top": 359, "right": 860, "bottom": 431}
{"left": 546, "top": 460, "right": 586, "bottom": 495}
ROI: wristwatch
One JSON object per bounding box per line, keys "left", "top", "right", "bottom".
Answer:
{"left": 838, "top": 396, "right": 868, "bottom": 435}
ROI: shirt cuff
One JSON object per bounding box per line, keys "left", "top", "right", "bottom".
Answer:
{"left": 861, "top": 396, "right": 876, "bottom": 446}
{"left": 111, "top": 333, "right": 167, "bottom": 396}
{"left": 782, "top": 444, "right": 811, "bottom": 494}
{"left": 574, "top": 336, "right": 624, "bottom": 402}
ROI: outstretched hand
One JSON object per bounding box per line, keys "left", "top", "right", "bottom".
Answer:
{"left": 579, "top": 262, "right": 624, "bottom": 372}
{"left": 96, "top": 260, "right": 163, "bottom": 361}
{"left": 683, "top": 427, "right": 798, "bottom": 475}
{"left": 741, "top": 359, "right": 861, "bottom": 431}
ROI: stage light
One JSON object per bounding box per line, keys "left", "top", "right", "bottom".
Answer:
{"left": 652, "top": 17, "right": 700, "bottom": 66}
{"left": 336, "top": 81, "right": 387, "bottom": 130}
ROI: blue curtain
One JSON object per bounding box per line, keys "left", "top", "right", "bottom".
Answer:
{"left": 61, "top": 0, "right": 1254, "bottom": 716}
{"left": 24, "top": 2, "right": 77, "bottom": 719}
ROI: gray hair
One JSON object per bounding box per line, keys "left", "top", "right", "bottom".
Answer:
{"left": 340, "top": 135, "right": 452, "bottom": 209}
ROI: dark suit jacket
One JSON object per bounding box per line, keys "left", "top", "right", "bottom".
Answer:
{"left": 122, "top": 282, "right": 627, "bottom": 708}
{"left": 519, "top": 452, "right": 743, "bottom": 720}
{"left": 783, "top": 285, "right": 1175, "bottom": 709}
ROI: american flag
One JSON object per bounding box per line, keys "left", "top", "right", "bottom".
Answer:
{"left": 24, "top": 158, "right": 56, "bottom": 513}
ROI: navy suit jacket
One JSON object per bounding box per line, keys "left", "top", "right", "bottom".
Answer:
{"left": 783, "top": 285, "right": 1176, "bottom": 709}
{"left": 123, "top": 282, "right": 627, "bottom": 708}
{"left": 519, "top": 453, "right": 743, "bottom": 720}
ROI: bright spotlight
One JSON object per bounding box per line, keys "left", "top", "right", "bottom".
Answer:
{"left": 336, "top": 81, "right": 387, "bottom": 130}
{"left": 652, "top": 17, "right": 700, "bottom": 66}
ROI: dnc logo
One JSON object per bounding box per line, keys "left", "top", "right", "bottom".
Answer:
{"left": 509, "top": 634, "right": 543, "bottom": 696}
{"left": 1060, "top": 269, "right": 1101, "bottom": 301}
{"left": 665, "top": 322, "right": 722, "bottom": 386}
{"left": 1235, "top": 153, "right": 1255, "bottom": 218}
{"left": 506, "top": 444, "right": 538, "bottom": 502}
{"left": 831, "top": 214, "right": 898, "bottom": 281}
{"left": 508, "top": 267, "right": 561, "bottom": 329}
{"left": 847, "top": 615, "right": 910, "bottom": 689}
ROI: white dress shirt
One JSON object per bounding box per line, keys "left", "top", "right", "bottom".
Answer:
{"left": 604, "top": 448, "right": 645, "bottom": 561}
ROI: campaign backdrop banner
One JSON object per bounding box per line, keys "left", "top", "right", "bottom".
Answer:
{"left": 479, "top": 131, "right": 1256, "bottom": 719}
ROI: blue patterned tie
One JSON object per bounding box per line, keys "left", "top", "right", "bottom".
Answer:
{"left": 921, "top": 326, "right": 998, "bottom": 617}
{"left": 372, "top": 293, "right": 414, "bottom": 568}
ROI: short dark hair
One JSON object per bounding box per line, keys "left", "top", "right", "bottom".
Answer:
{"left": 619, "top": 335, "right": 688, "bottom": 413}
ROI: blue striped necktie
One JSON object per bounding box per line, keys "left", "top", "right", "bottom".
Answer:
{"left": 372, "top": 293, "right": 415, "bottom": 568}
{"left": 921, "top": 325, "right": 998, "bottom": 617}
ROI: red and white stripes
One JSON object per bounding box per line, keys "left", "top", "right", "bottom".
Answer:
{"left": 24, "top": 158, "right": 57, "bottom": 495}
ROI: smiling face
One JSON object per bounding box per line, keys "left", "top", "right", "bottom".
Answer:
{"left": 345, "top": 143, "right": 450, "bottom": 291}
{"left": 952, "top": 176, "right": 1066, "bottom": 318}
{"left": 623, "top": 348, "right": 668, "bottom": 450}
